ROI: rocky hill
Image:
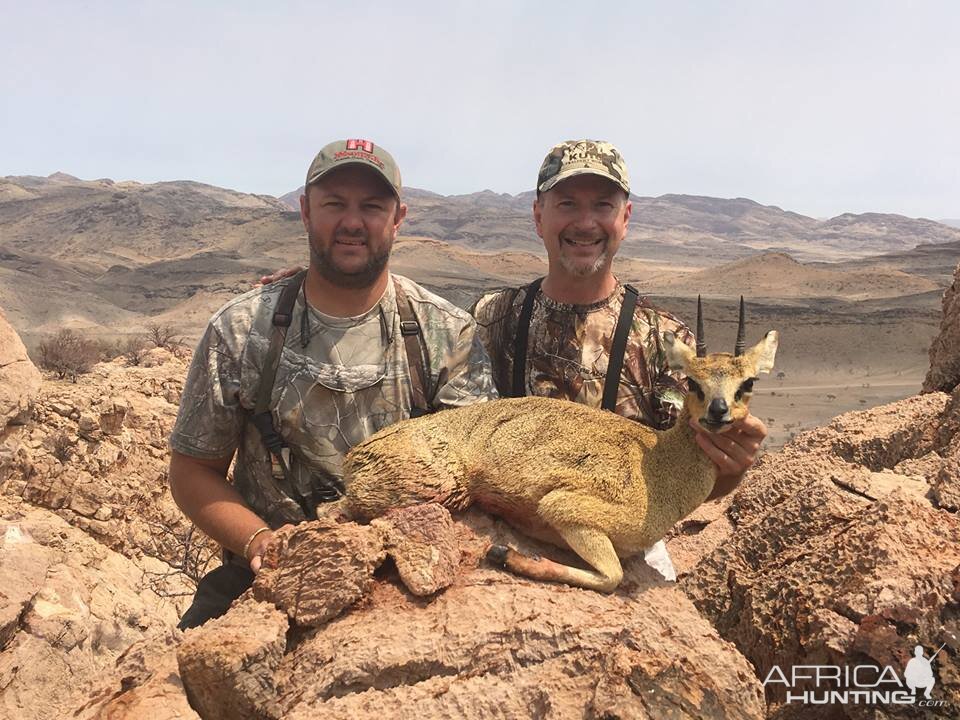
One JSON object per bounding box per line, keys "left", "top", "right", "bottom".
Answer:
{"left": 633, "top": 251, "right": 941, "bottom": 300}
{"left": 3, "top": 173, "right": 958, "bottom": 346}
{"left": 281, "top": 185, "right": 960, "bottom": 262}
{"left": 0, "top": 260, "right": 957, "bottom": 718}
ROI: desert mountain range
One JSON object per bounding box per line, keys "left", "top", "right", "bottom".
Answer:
{"left": 2, "top": 172, "right": 960, "bottom": 343}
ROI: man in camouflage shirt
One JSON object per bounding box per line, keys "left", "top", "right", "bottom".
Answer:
{"left": 472, "top": 140, "right": 768, "bottom": 580}
{"left": 169, "top": 140, "right": 496, "bottom": 627}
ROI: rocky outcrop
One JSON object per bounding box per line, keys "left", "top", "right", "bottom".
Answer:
{"left": 0, "top": 348, "right": 217, "bottom": 587}
{"left": 91, "top": 508, "right": 767, "bottom": 719}
{"left": 924, "top": 261, "right": 960, "bottom": 392}
{"left": 73, "top": 630, "right": 199, "bottom": 720}
{"left": 0, "top": 495, "right": 183, "bottom": 720}
{"left": 675, "top": 390, "right": 960, "bottom": 717}
{"left": 0, "top": 308, "right": 40, "bottom": 429}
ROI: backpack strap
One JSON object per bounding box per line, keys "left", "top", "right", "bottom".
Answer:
{"left": 511, "top": 276, "right": 544, "bottom": 398}
{"left": 393, "top": 278, "right": 431, "bottom": 418}
{"left": 249, "top": 270, "right": 314, "bottom": 504}
{"left": 601, "top": 284, "right": 639, "bottom": 412}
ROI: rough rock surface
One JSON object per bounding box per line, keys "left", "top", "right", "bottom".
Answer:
{"left": 73, "top": 631, "right": 199, "bottom": 720}
{"left": 0, "top": 349, "right": 218, "bottom": 589}
{"left": 924, "top": 260, "right": 960, "bottom": 392}
{"left": 371, "top": 502, "right": 461, "bottom": 595}
{"left": 100, "top": 510, "right": 767, "bottom": 719}
{"left": 0, "top": 308, "right": 41, "bottom": 429}
{"left": 177, "top": 600, "right": 288, "bottom": 720}
{"left": 0, "top": 495, "right": 184, "bottom": 720}
{"left": 675, "top": 389, "right": 960, "bottom": 717}
{"left": 252, "top": 519, "right": 386, "bottom": 627}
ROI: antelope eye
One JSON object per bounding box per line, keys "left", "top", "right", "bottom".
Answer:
{"left": 735, "top": 378, "right": 755, "bottom": 402}
{"left": 687, "top": 378, "right": 705, "bottom": 400}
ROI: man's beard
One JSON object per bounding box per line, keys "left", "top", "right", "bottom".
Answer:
{"left": 308, "top": 227, "right": 391, "bottom": 289}
{"left": 558, "top": 236, "right": 610, "bottom": 277}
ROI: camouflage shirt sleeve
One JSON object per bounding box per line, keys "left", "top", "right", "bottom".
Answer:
{"left": 431, "top": 314, "right": 500, "bottom": 408}
{"left": 470, "top": 287, "right": 523, "bottom": 396}
{"left": 169, "top": 322, "right": 244, "bottom": 459}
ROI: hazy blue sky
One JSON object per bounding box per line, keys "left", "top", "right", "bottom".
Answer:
{"left": 2, "top": 1, "right": 958, "bottom": 219}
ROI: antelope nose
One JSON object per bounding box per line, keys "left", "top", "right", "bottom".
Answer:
{"left": 708, "top": 398, "right": 728, "bottom": 420}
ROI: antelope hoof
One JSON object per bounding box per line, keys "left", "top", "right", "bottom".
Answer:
{"left": 486, "top": 544, "right": 509, "bottom": 567}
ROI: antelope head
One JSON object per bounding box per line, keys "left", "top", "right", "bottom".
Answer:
{"left": 663, "top": 296, "right": 779, "bottom": 433}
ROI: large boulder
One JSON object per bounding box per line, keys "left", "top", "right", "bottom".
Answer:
{"left": 0, "top": 308, "right": 41, "bottom": 428}
{"left": 924, "top": 260, "right": 960, "bottom": 392}
{"left": 677, "top": 391, "right": 960, "bottom": 718}
{"left": 94, "top": 508, "right": 767, "bottom": 719}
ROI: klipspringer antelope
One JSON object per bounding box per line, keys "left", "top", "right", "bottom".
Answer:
{"left": 338, "top": 298, "right": 778, "bottom": 592}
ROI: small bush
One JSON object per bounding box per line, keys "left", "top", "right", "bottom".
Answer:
{"left": 123, "top": 336, "right": 149, "bottom": 366}
{"left": 37, "top": 329, "right": 102, "bottom": 382}
{"left": 146, "top": 323, "right": 183, "bottom": 351}
{"left": 51, "top": 431, "right": 74, "bottom": 462}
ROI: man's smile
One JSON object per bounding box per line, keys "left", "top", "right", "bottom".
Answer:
{"left": 561, "top": 236, "right": 604, "bottom": 247}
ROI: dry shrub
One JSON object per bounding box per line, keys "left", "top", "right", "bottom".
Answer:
{"left": 146, "top": 323, "right": 183, "bottom": 351}
{"left": 37, "top": 329, "right": 102, "bottom": 382}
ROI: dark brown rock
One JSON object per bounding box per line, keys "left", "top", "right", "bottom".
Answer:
{"left": 371, "top": 503, "right": 460, "bottom": 596}
{"left": 252, "top": 520, "right": 386, "bottom": 627}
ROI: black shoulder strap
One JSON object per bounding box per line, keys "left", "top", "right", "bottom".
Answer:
{"left": 511, "top": 277, "right": 543, "bottom": 398}
{"left": 393, "top": 278, "right": 431, "bottom": 418}
{"left": 249, "top": 271, "right": 306, "bottom": 500}
{"left": 601, "top": 284, "right": 638, "bottom": 412}
{"left": 253, "top": 271, "right": 306, "bottom": 416}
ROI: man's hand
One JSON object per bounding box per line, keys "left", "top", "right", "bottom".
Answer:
{"left": 690, "top": 413, "right": 767, "bottom": 500}
{"left": 257, "top": 266, "right": 304, "bottom": 287}
{"left": 245, "top": 524, "right": 292, "bottom": 573}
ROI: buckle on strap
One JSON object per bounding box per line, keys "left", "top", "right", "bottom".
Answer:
{"left": 251, "top": 411, "right": 286, "bottom": 454}
{"left": 400, "top": 320, "right": 420, "bottom": 336}
{"left": 272, "top": 311, "right": 293, "bottom": 328}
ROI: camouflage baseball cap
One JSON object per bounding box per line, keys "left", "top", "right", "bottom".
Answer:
{"left": 305, "top": 139, "right": 402, "bottom": 198}
{"left": 537, "top": 139, "right": 630, "bottom": 195}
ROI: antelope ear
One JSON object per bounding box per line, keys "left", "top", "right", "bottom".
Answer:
{"left": 664, "top": 331, "right": 695, "bottom": 371}
{"left": 750, "top": 330, "right": 779, "bottom": 374}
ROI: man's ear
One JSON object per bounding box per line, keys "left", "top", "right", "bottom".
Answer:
{"left": 299, "top": 191, "right": 310, "bottom": 232}
{"left": 533, "top": 197, "right": 544, "bottom": 239}
{"left": 393, "top": 202, "right": 408, "bottom": 232}
{"left": 663, "top": 331, "right": 694, "bottom": 371}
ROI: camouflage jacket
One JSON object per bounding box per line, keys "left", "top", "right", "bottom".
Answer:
{"left": 170, "top": 273, "right": 497, "bottom": 527}
{"left": 472, "top": 281, "right": 695, "bottom": 430}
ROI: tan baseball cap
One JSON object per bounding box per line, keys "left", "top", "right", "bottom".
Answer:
{"left": 537, "top": 139, "right": 630, "bottom": 194}
{"left": 305, "top": 139, "right": 402, "bottom": 198}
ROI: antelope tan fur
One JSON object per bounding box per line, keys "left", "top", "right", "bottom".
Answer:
{"left": 339, "top": 310, "right": 778, "bottom": 593}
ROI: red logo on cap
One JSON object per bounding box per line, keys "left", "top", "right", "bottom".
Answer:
{"left": 345, "top": 139, "right": 374, "bottom": 153}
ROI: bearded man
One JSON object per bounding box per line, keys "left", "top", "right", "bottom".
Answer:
{"left": 169, "top": 139, "right": 496, "bottom": 628}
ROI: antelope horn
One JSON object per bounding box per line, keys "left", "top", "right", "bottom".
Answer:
{"left": 734, "top": 296, "right": 746, "bottom": 356}
{"left": 696, "top": 295, "right": 706, "bottom": 357}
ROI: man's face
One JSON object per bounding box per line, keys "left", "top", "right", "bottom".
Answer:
{"left": 533, "top": 174, "right": 632, "bottom": 279}
{"left": 300, "top": 165, "right": 407, "bottom": 288}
